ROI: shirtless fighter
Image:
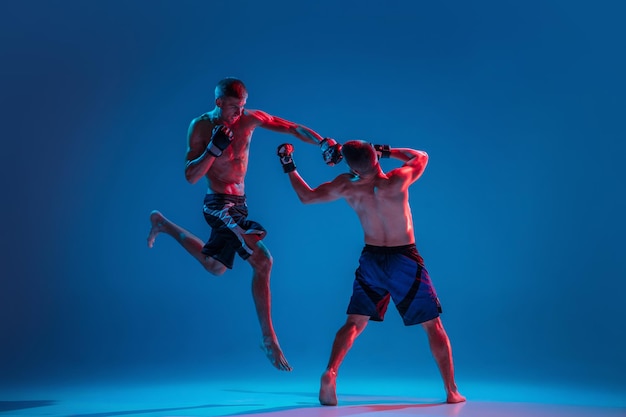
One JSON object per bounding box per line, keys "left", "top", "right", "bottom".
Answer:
{"left": 147, "top": 77, "right": 341, "bottom": 371}
{"left": 277, "top": 140, "right": 465, "bottom": 403}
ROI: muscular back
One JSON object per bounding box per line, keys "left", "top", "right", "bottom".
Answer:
{"left": 288, "top": 145, "right": 427, "bottom": 247}
{"left": 337, "top": 170, "right": 415, "bottom": 246}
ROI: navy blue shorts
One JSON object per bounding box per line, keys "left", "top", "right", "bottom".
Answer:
{"left": 201, "top": 194, "right": 266, "bottom": 269}
{"left": 347, "top": 244, "right": 442, "bottom": 325}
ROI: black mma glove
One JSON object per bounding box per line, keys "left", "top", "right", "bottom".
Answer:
{"left": 320, "top": 138, "right": 343, "bottom": 166}
{"left": 207, "top": 125, "right": 234, "bottom": 157}
{"left": 277, "top": 143, "right": 296, "bottom": 173}
{"left": 373, "top": 144, "right": 391, "bottom": 159}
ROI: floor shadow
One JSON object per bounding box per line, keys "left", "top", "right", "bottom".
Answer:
{"left": 222, "top": 388, "right": 434, "bottom": 403}
{"left": 0, "top": 400, "right": 56, "bottom": 412}
{"left": 68, "top": 403, "right": 264, "bottom": 417}
{"left": 223, "top": 389, "right": 318, "bottom": 398}
{"left": 359, "top": 403, "right": 444, "bottom": 411}
{"left": 220, "top": 401, "right": 448, "bottom": 417}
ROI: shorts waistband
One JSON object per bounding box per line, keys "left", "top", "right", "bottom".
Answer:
{"left": 204, "top": 193, "right": 247, "bottom": 205}
{"left": 363, "top": 244, "right": 417, "bottom": 254}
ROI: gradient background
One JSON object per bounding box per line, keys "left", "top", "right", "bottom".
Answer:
{"left": 1, "top": 0, "right": 624, "bottom": 397}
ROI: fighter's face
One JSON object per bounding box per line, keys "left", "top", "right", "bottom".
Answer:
{"left": 217, "top": 95, "right": 247, "bottom": 126}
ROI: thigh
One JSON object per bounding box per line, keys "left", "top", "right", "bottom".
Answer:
{"left": 202, "top": 227, "right": 238, "bottom": 269}
{"left": 388, "top": 256, "right": 441, "bottom": 326}
{"left": 347, "top": 258, "right": 391, "bottom": 321}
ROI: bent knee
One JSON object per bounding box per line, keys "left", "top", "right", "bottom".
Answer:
{"left": 202, "top": 256, "right": 227, "bottom": 276}
{"left": 248, "top": 251, "right": 272, "bottom": 274}
{"left": 247, "top": 241, "right": 273, "bottom": 269}
{"left": 209, "top": 266, "right": 227, "bottom": 276}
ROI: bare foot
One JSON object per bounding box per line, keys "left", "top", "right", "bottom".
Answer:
{"left": 319, "top": 369, "right": 338, "bottom": 406}
{"left": 260, "top": 339, "right": 292, "bottom": 371}
{"left": 147, "top": 210, "right": 166, "bottom": 248}
{"left": 446, "top": 391, "right": 466, "bottom": 404}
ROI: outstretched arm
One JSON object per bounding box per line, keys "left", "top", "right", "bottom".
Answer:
{"left": 277, "top": 143, "right": 345, "bottom": 204}
{"left": 251, "top": 109, "right": 324, "bottom": 145}
{"left": 251, "top": 109, "right": 343, "bottom": 166}
{"left": 288, "top": 171, "right": 345, "bottom": 204}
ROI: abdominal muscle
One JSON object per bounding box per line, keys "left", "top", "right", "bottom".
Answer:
{"left": 206, "top": 157, "right": 248, "bottom": 195}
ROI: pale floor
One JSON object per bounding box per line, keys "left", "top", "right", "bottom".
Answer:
{"left": 1, "top": 376, "right": 624, "bottom": 417}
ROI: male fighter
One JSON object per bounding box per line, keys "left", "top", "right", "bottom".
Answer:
{"left": 277, "top": 140, "right": 465, "bottom": 403}
{"left": 147, "top": 77, "right": 341, "bottom": 371}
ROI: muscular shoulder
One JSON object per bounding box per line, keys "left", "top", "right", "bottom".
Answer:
{"left": 331, "top": 173, "right": 357, "bottom": 194}
{"left": 383, "top": 167, "right": 415, "bottom": 190}
{"left": 243, "top": 109, "right": 272, "bottom": 125}
{"left": 189, "top": 113, "right": 213, "bottom": 129}
{"left": 187, "top": 114, "right": 214, "bottom": 147}
{"left": 334, "top": 172, "right": 354, "bottom": 182}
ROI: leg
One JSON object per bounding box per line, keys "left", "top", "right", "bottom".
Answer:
{"left": 243, "top": 234, "right": 292, "bottom": 371}
{"left": 421, "top": 317, "right": 466, "bottom": 403}
{"left": 319, "top": 314, "right": 370, "bottom": 406}
{"left": 147, "top": 210, "right": 227, "bottom": 276}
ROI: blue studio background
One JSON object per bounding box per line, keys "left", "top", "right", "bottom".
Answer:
{"left": 1, "top": 0, "right": 624, "bottom": 396}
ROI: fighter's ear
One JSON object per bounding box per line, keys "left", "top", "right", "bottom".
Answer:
{"left": 215, "top": 97, "right": 223, "bottom": 108}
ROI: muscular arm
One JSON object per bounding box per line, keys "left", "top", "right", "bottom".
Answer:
{"left": 388, "top": 147, "right": 429, "bottom": 184}
{"left": 184, "top": 119, "right": 215, "bottom": 184}
{"left": 287, "top": 170, "right": 346, "bottom": 204}
{"left": 251, "top": 109, "right": 324, "bottom": 145}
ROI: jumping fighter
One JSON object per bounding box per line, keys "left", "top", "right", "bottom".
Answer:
{"left": 147, "top": 77, "right": 341, "bottom": 371}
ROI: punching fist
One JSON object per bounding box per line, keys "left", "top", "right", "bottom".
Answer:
{"left": 207, "top": 125, "right": 234, "bottom": 157}
{"left": 373, "top": 144, "right": 391, "bottom": 159}
{"left": 320, "top": 138, "right": 343, "bottom": 166}
{"left": 277, "top": 143, "right": 296, "bottom": 173}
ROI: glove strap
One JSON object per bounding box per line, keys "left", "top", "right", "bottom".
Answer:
{"left": 207, "top": 143, "right": 222, "bottom": 157}
{"left": 282, "top": 161, "right": 296, "bottom": 173}
{"left": 374, "top": 144, "right": 391, "bottom": 159}
{"left": 280, "top": 154, "right": 296, "bottom": 173}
